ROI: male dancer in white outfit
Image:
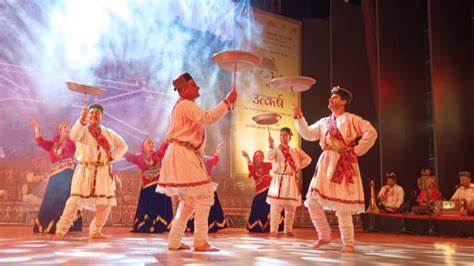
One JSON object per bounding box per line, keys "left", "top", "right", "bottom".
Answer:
{"left": 266, "top": 127, "right": 311, "bottom": 237}
{"left": 293, "top": 86, "right": 377, "bottom": 253}
{"left": 156, "top": 72, "right": 236, "bottom": 251}
{"left": 53, "top": 103, "right": 128, "bottom": 240}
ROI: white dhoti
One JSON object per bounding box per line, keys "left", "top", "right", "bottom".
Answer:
{"left": 69, "top": 163, "right": 117, "bottom": 210}
{"left": 156, "top": 141, "right": 218, "bottom": 249}
{"left": 266, "top": 173, "right": 301, "bottom": 207}
{"left": 156, "top": 143, "right": 217, "bottom": 197}
{"left": 56, "top": 198, "right": 111, "bottom": 236}
{"left": 336, "top": 210, "right": 354, "bottom": 247}
{"left": 307, "top": 199, "right": 332, "bottom": 242}
{"left": 304, "top": 150, "right": 365, "bottom": 213}
{"left": 307, "top": 199, "right": 354, "bottom": 246}
{"left": 270, "top": 204, "right": 296, "bottom": 233}
{"left": 168, "top": 190, "right": 214, "bottom": 249}
{"left": 266, "top": 173, "right": 301, "bottom": 233}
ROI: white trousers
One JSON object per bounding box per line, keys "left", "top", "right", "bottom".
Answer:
{"left": 270, "top": 203, "right": 296, "bottom": 233}
{"left": 307, "top": 199, "right": 354, "bottom": 246}
{"left": 56, "top": 198, "right": 111, "bottom": 236}
{"left": 168, "top": 191, "right": 214, "bottom": 249}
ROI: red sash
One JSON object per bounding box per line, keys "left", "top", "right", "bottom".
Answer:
{"left": 88, "top": 126, "right": 111, "bottom": 157}
{"left": 279, "top": 144, "right": 296, "bottom": 174}
{"left": 327, "top": 115, "right": 356, "bottom": 184}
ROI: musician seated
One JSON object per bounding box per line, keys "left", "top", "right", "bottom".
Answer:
{"left": 411, "top": 178, "right": 442, "bottom": 215}
{"left": 377, "top": 173, "right": 404, "bottom": 213}
{"left": 451, "top": 171, "right": 474, "bottom": 215}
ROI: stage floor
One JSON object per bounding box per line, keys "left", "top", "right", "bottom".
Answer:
{"left": 0, "top": 226, "right": 473, "bottom": 265}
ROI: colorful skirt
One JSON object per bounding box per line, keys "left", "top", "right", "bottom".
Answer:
{"left": 247, "top": 188, "right": 284, "bottom": 233}
{"left": 33, "top": 168, "right": 82, "bottom": 234}
{"left": 186, "top": 191, "right": 227, "bottom": 233}
{"left": 132, "top": 184, "right": 173, "bottom": 233}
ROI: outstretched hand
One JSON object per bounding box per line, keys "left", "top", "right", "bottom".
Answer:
{"left": 80, "top": 106, "right": 88, "bottom": 124}
{"left": 225, "top": 90, "right": 237, "bottom": 104}
{"left": 215, "top": 142, "right": 224, "bottom": 156}
{"left": 268, "top": 135, "right": 274, "bottom": 148}
{"left": 28, "top": 117, "right": 38, "bottom": 129}
{"left": 293, "top": 103, "right": 303, "bottom": 119}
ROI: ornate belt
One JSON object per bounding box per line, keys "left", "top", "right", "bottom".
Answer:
{"left": 275, "top": 172, "right": 294, "bottom": 176}
{"left": 51, "top": 158, "right": 76, "bottom": 172}
{"left": 78, "top": 161, "right": 110, "bottom": 167}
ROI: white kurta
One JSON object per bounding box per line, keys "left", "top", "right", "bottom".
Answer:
{"left": 378, "top": 184, "right": 405, "bottom": 208}
{"left": 294, "top": 112, "right": 377, "bottom": 214}
{"left": 69, "top": 120, "right": 128, "bottom": 209}
{"left": 266, "top": 146, "right": 311, "bottom": 206}
{"left": 451, "top": 184, "right": 474, "bottom": 206}
{"left": 156, "top": 99, "right": 228, "bottom": 196}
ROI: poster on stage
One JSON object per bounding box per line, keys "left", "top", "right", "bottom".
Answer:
{"left": 231, "top": 10, "right": 302, "bottom": 179}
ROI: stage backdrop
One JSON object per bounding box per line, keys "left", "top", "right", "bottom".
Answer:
{"left": 232, "top": 10, "right": 302, "bottom": 178}
{"left": 0, "top": 3, "right": 319, "bottom": 228}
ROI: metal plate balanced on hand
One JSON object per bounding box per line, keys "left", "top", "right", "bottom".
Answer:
{"left": 213, "top": 50, "right": 261, "bottom": 110}
{"left": 270, "top": 76, "right": 316, "bottom": 96}
{"left": 212, "top": 50, "right": 261, "bottom": 73}
{"left": 66, "top": 82, "right": 105, "bottom": 106}
{"left": 252, "top": 112, "right": 281, "bottom": 137}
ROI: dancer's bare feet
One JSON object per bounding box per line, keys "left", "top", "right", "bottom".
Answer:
{"left": 168, "top": 243, "right": 191, "bottom": 250}
{"left": 313, "top": 239, "right": 331, "bottom": 248}
{"left": 269, "top": 231, "right": 278, "bottom": 238}
{"left": 89, "top": 232, "right": 107, "bottom": 239}
{"left": 52, "top": 233, "right": 64, "bottom": 241}
{"left": 285, "top": 232, "right": 295, "bottom": 237}
{"left": 340, "top": 245, "right": 355, "bottom": 253}
{"left": 194, "top": 242, "right": 220, "bottom": 252}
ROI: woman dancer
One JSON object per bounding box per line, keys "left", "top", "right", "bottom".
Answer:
{"left": 28, "top": 117, "right": 82, "bottom": 234}
{"left": 125, "top": 138, "right": 173, "bottom": 233}
{"left": 242, "top": 150, "right": 283, "bottom": 233}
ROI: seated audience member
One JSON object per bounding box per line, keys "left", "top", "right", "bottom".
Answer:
{"left": 451, "top": 171, "right": 474, "bottom": 216}
{"left": 377, "top": 173, "right": 404, "bottom": 213}
{"left": 417, "top": 166, "right": 438, "bottom": 191}
{"left": 412, "top": 178, "right": 442, "bottom": 214}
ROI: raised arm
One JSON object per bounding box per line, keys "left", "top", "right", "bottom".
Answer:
{"left": 206, "top": 155, "right": 219, "bottom": 170}
{"left": 242, "top": 150, "right": 252, "bottom": 165}
{"left": 293, "top": 104, "right": 323, "bottom": 141}
{"left": 180, "top": 100, "right": 228, "bottom": 126}
{"left": 266, "top": 135, "right": 277, "bottom": 161}
{"left": 124, "top": 153, "right": 140, "bottom": 165}
{"left": 70, "top": 106, "right": 89, "bottom": 143}
{"left": 181, "top": 89, "right": 236, "bottom": 126}
{"left": 28, "top": 117, "right": 42, "bottom": 138}
{"left": 156, "top": 140, "right": 169, "bottom": 159}
{"left": 35, "top": 137, "right": 54, "bottom": 152}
